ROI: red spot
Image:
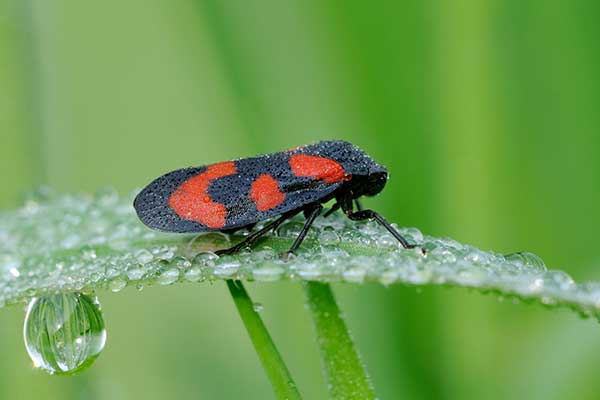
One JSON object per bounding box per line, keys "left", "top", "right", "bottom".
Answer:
{"left": 250, "top": 174, "right": 286, "bottom": 211}
{"left": 289, "top": 154, "right": 350, "bottom": 184}
{"left": 168, "top": 162, "right": 236, "bottom": 229}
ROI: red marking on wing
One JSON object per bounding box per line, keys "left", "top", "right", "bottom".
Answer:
{"left": 289, "top": 154, "right": 350, "bottom": 184}
{"left": 250, "top": 174, "right": 286, "bottom": 211}
{"left": 168, "top": 161, "right": 236, "bottom": 229}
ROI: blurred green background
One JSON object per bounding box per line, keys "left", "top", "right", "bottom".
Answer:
{"left": 2, "top": 0, "right": 600, "bottom": 399}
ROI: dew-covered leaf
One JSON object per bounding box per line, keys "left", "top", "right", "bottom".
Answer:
{"left": 1, "top": 190, "right": 599, "bottom": 320}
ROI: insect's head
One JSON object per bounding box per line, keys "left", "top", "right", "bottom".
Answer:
{"left": 363, "top": 168, "right": 388, "bottom": 196}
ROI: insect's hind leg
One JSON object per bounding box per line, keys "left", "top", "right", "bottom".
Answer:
{"left": 346, "top": 209, "right": 418, "bottom": 250}
{"left": 215, "top": 210, "right": 299, "bottom": 256}
{"left": 284, "top": 203, "right": 323, "bottom": 255}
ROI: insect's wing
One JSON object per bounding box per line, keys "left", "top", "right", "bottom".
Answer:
{"left": 134, "top": 166, "right": 214, "bottom": 232}
{"left": 135, "top": 148, "right": 348, "bottom": 233}
{"left": 213, "top": 154, "right": 343, "bottom": 229}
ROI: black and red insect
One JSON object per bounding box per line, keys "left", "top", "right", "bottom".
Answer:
{"left": 134, "top": 140, "right": 418, "bottom": 255}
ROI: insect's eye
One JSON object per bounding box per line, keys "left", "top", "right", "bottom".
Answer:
{"left": 364, "top": 172, "right": 387, "bottom": 196}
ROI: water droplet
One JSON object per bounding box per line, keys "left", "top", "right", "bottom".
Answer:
{"left": 402, "top": 227, "right": 424, "bottom": 243}
{"left": 126, "top": 266, "right": 145, "bottom": 281}
{"left": 81, "top": 245, "right": 97, "bottom": 261}
{"left": 375, "top": 234, "right": 397, "bottom": 248}
{"left": 252, "top": 263, "right": 285, "bottom": 282}
{"left": 543, "top": 270, "right": 575, "bottom": 291}
{"left": 318, "top": 228, "right": 340, "bottom": 243}
{"left": 135, "top": 249, "right": 154, "bottom": 265}
{"left": 108, "top": 277, "right": 126, "bottom": 292}
{"left": 505, "top": 252, "right": 546, "bottom": 271}
{"left": 252, "top": 302, "right": 264, "bottom": 313}
{"left": 213, "top": 260, "right": 241, "bottom": 278}
{"left": 342, "top": 267, "right": 367, "bottom": 283}
{"left": 23, "top": 293, "right": 106, "bottom": 375}
{"left": 192, "top": 252, "right": 218, "bottom": 267}
{"left": 276, "top": 221, "right": 305, "bottom": 238}
{"left": 157, "top": 268, "right": 180, "bottom": 285}
{"left": 172, "top": 256, "right": 192, "bottom": 269}
{"left": 184, "top": 267, "right": 203, "bottom": 282}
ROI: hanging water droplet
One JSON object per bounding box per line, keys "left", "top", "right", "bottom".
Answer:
{"left": 108, "top": 277, "right": 127, "bottom": 292}
{"left": 252, "top": 302, "right": 264, "bottom": 313}
{"left": 23, "top": 293, "right": 106, "bottom": 375}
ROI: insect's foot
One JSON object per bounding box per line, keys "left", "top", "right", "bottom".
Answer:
{"left": 404, "top": 244, "right": 427, "bottom": 255}
{"left": 279, "top": 250, "right": 295, "bottom": 260}
{"left": 215, "top": 248, "right": 237, "bottom": 256}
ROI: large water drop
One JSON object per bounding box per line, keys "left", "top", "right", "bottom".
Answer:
{"left": 23, "top": 292, "right": 106, "bottom": 375}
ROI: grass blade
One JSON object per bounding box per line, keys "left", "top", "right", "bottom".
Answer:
{"left": 303, "top": 282, "right": 375, "bottom": 400}
{"left": 226, "top": 280, "right": 302, "bottom": 400}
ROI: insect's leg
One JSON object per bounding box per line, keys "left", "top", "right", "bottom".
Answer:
{"left": 323, "top": 202, "right": 340, "bottom": 218}
{"left": 354, "top": 199, "right": 363, "bottom": 211}
{"left": 285, "top": 204, "right": 323, "bottom": 254}
{"left": 346, "top": 209, "right": 416, "bottom": 249}
{"left": 215, "top": 210, "right": 299, "bottom": 256}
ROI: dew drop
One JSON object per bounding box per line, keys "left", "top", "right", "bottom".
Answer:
{"left": 252, "top": 302, "right": 264, "bottom": 313}
{"left": 184, "top": 267, "right": 203, "bottom": 282}
{"left": 213, "top": 260, "right": 241, "bottom": 278}
{"left": 543, "top": 270, "right": 575, "bottom": 291}
{"left": 23, "top": 293, "right": 106, "bottom": 375}
{"left": 505, "top": 252, "right": 546, "bottom": 271}
{"left": 172, "top": 256, "right": 192, "bottom": 269}
{"left": 157, "top": 268, "right": 180, "bottom": 286}
{"left": 318, "top": 228, "right": 340, "bottom": 243}
{"left": 252, "top": 263, "right": 285, "bottom": 282}
{"left": 80, "top": 245, "right": 97, "bottom": 261}
{"left": 135, "top": 249, "right": 154, "bottom": 265}
{"left": 342, "top": 267, "right": 367, "bottom": 284}
{"left": 126, "top": 266, "right": 145, "bottom": 281}
{"left": 276, "top": 221, "right": 305, "bottom": 238}
{"left": 375, "top": 234, "right": 397, "bottom": 248}
{"left": 192, "top": 251, "right": 219, "bottom": 267}
{"left": 108, "top": 277, "right": 127, "bottom": 292}
{"left": 402, "top": 227, "right": 424, "bottom": 243}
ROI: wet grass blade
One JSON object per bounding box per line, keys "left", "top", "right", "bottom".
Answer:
{"left": 226, "top": 280, "right": 302, "bottom": 400}
{"left": 303, "top": 282, "right": 376, "bottom": 399}
{"left": 1, "top": 191, "right": 599, "bottom": 325}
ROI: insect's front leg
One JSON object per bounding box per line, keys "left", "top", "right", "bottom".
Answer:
{"left": 342, "top": 196, "right": 425, "bottom": 253}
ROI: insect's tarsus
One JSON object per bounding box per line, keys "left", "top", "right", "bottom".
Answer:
{"left": 215, "top": 210, "right": 300, "bottom": 256}
{"left": 340, "top": 194, "right": 417, "bottom": 251}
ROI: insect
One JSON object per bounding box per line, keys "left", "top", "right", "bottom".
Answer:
{"left": 134, "top": 140, "right": 420, "bottom": 255}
